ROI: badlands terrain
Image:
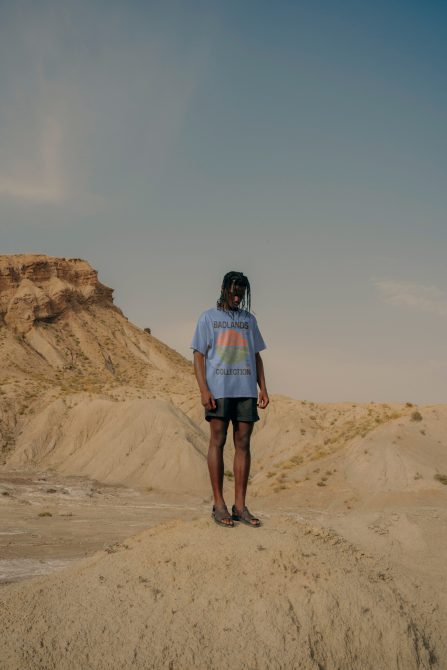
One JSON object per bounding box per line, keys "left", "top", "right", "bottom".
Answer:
{"left": 0, "top": 254, "right": 446, "bottom": 669}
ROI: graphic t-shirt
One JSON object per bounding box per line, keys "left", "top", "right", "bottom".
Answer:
{"left": 190, "top": 307, "right": 267, "bottom": 399}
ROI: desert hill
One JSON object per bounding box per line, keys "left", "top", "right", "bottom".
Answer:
{"left": 249, "top": 400, "right": 447, "bottom": 504}
{"left": 7, "top": 397, "right": 209, "bottom": 495}
{"left": 0, "top": 515, "right": 443, "bottom": 670}
{"left": 0, "top": 254, "right": 198, "bottom": 469}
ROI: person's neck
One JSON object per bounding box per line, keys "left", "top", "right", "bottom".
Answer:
{"left": 221, "top": 303, "right": 240, "bottom": 312}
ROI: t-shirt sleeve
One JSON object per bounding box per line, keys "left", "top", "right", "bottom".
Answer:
{"left": 190, "top": 313, "right": 210, "bottom": 355}
{"left": 252, "top": 317, "right": 267, "bottom": 353}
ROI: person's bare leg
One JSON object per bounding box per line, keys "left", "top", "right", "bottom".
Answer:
{"left": 233, "top": 420, "right": 254, "bottom": 510}
{"left": 208, "top": 418, "right": 232, "bottom": 524}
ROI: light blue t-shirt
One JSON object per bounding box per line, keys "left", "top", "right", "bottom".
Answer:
{"left": 191, "top": 307, "right": 267, "bottom": 399}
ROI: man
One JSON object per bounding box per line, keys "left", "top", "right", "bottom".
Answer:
{"left": 191, "top": 271, "right": 269, "bottom": 527}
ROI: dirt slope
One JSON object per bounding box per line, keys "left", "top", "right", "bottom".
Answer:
{"left": 0, "top": 515, "right": 443, "bottom": 670}
{"left": 7, "top": 397, "right": 209, "bottom": 495}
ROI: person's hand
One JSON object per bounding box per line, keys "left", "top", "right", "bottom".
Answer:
{"left": 201, "top": 390, "right": 216, "bottom": 411}
{"left": 257, "top": 391, "right": 269, "bottom": 409}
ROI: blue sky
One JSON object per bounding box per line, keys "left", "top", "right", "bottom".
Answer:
{"left": 1, "top": 0, "right": 446, "bottom": 403}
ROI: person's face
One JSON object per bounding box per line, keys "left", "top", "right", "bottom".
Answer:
{"left": 226, "top": 282, "right": 246, "bottom": 309}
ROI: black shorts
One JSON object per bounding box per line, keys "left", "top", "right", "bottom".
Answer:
{"left": 205, "top": 397, "right": 259, "bottom": 423}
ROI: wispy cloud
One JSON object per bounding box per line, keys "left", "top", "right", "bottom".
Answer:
{"left": 0, "top": 115, "right": 66, "bottom": 203}
{"left": 0, "top": 2, "right": 212, "bottom": 211}
{"left": 374, "top": 280, "right": 447, "bottom": 317}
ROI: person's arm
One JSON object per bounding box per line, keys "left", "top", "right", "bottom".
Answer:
{"left": 255, "top": 352, "right": 269, "bottom": 409}
{"left": 193, "top": 350, "right": 216, "bottom": 410}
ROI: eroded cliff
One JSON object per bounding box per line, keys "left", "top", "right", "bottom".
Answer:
{"left": 0, "top": 254, "right": 118, "bottom": 335}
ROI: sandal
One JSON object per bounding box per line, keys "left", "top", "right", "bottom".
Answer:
{"left": 212, "top": 504, "right": 234, "bottom": 527}
{"left": 231, "top": 504, "right": 261, "bottom": 527}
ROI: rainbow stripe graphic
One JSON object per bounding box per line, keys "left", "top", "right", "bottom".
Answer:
{"left": 216, "top": 329, "right": 249, "bottom": 365}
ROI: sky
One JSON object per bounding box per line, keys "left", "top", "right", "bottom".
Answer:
{"left": 1, "top": 0, "right": 446, "bottom": 404}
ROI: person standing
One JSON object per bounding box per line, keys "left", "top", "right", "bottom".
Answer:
{"left": 191, "top": 271, "right": 269, "bottom": 527}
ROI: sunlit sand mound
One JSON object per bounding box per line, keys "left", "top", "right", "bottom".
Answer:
{"left": 0, "top": 516, "right": 442, "bottom": 670}
{"left": 249, "top": 397, "right": 419, "bottom": 498}
{"left": 7, "top": 397, "right": 209, "bottom": 495}
{"left": 343, "top": 406, "right": 447, "bottom": 495}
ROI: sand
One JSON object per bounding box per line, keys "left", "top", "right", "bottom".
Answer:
{"left": 0, "top": 510, "right": 444, "bottom": 670}
{"left": 1, "top": 458, "right": 446, "bottom": 669}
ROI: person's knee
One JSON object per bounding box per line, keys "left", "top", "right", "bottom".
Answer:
{"left": 210, "top": 430, "right": 227, "bottom": 449}
{"left": 234, "top": 435, "right": 251, "bottom": 452}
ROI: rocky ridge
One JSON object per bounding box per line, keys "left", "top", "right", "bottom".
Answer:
{"left": 0, "top": 254, "right": 118, "bottom": 335}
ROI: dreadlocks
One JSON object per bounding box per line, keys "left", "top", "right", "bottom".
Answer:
{"left": 217, "top": 271, "right": 251, "bottom": 315}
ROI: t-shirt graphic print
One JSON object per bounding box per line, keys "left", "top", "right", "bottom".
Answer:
{"left": 216, "top": 329, "right": 249, "bottom": 366}
{"left": 191, "top": 307, "right": 267, "bottom": 399}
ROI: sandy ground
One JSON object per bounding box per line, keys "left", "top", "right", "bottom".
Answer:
{"left": 0, "top": 469, "right": 205, "bottom": 585}
{"left": 1, "top": 467, "right": 446, "bottom": 669}
{"left": 2, "top": 403, "right": 447, "bottom": 669}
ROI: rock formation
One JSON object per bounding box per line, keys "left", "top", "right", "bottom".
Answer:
{"left": 0, "top": 254, "right": 119, "bottom": 335}
{"left": 0, "top": 253, "right": 197, "bottom": 464}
